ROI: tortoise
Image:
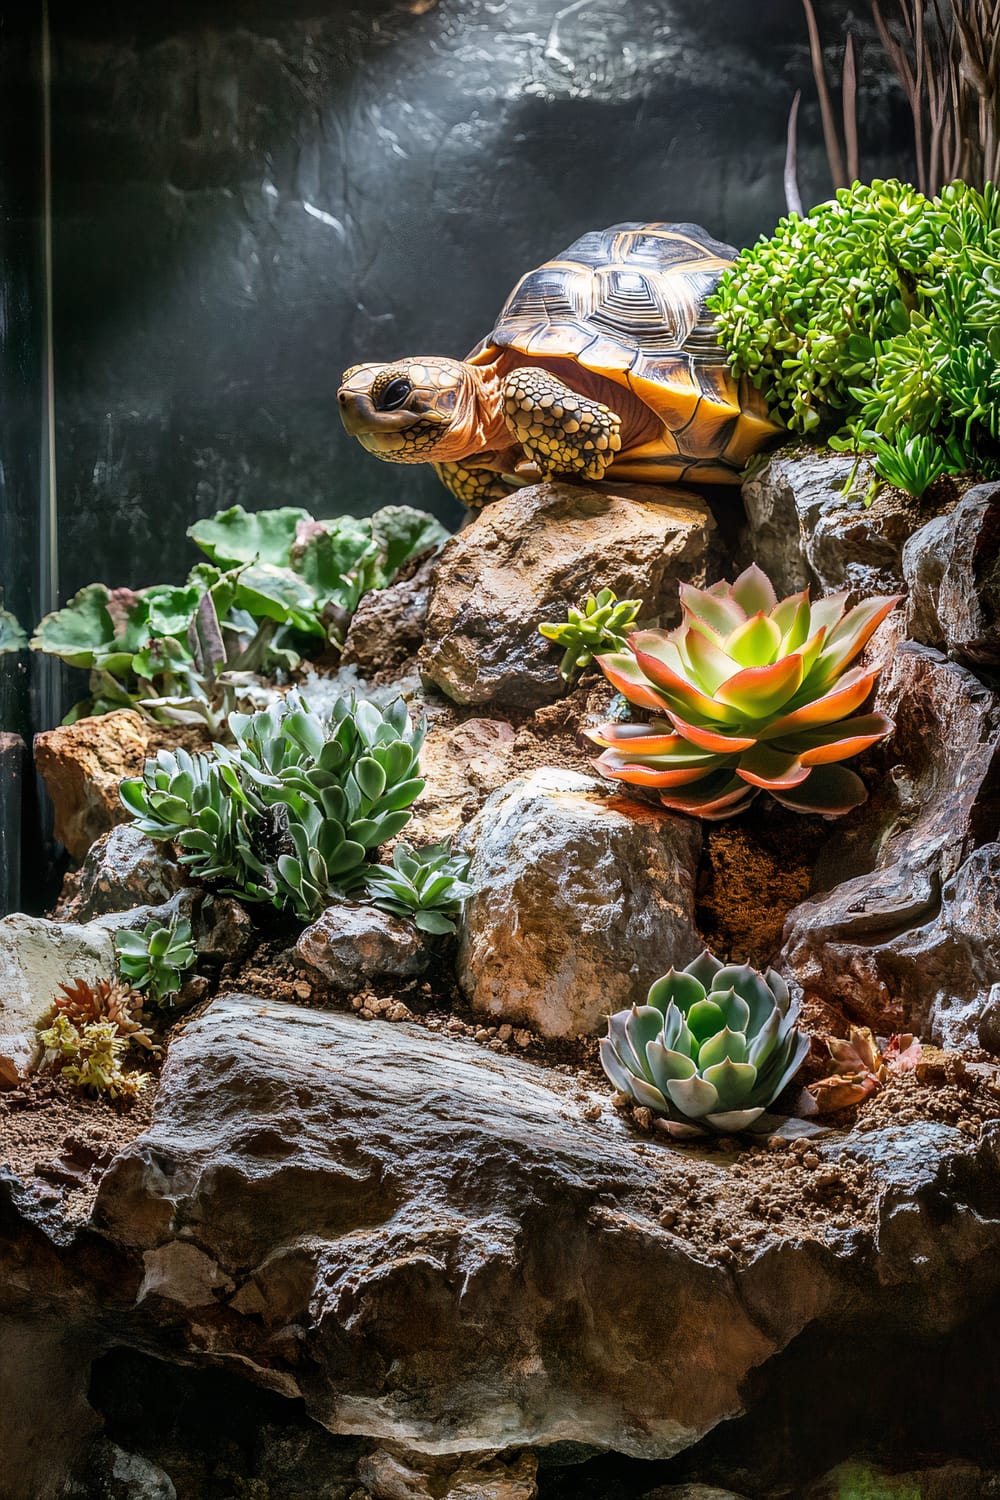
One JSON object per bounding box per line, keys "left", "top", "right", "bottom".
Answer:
{"left": 337, "top": 221, "right": 779, "bottom": 509}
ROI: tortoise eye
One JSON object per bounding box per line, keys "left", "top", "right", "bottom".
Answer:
{"left": 378, "top": 377, "right": 412, "bottom": 411}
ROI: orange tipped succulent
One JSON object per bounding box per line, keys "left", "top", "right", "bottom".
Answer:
{"left": 588, "top": 565, "right": 900, "bottom": 819}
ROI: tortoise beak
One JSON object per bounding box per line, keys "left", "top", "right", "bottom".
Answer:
{"left": 337, "top": 387, "right": 373, "bottom": 436}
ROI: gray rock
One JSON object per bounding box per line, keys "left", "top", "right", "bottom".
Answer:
{"left": 742, "top": 450, "right": 909, "bottom": 598}
{"left": 295, "top": 903, "right": 429, "bottom": 989}
{"left": 781, "top": 643, "right": 1000, "bottom": 1044}
{"left": 67, "top": 1439, "right": 177, "bottom": 1499}
{"left": 420, "top": 480, "right": 717, "bottom": 708}
{"left": 57, "top": 824, "right": 188, "bottom": 922}
{"left": 194, "top": 893, "right": 256, "bottom": 972}
{"left": 903, "top": 480, "right": 1000, "bottom": 665}
{"left": 0, "top": 1319, "right": 100, "bottom": 1500}
{"left": 91, "top": 999, "right": 1000, "bottom": 1466}
{"left": 0, "top": 913, "right": 117, "bottom": 1078}
{"left": 342, "top": 557, "right": 437, "bottom": 676}
{"left": 457, "top": 768, "right": 701, "bottom": 1037}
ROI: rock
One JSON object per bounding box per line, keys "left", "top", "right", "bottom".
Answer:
{"left": 34, "top": 710, "right": 150, "bottom": 861}
{"left": 781, "top": 643, "right": 1000, "bottom": 1042}
{"left": 420, "top": 481, "right": 717, "bottom": 707}
{"left": 903, "top": 480, "right": 1000, "bottom": 665}
{"left": 742, "top": 450, "right": 909, "bottom": 598}
{"left": 194, "top": 893, "right": 257, "bottom": 972}
{"left": 640, "top": 1488, "right": 751, "bottom": 1500}
{"left": 66, "top": 1439, "right": 177, "bottom": 1499}
{"left": 457, "top": 768, "right": 701, "bottom": 1037}
{"left": 356, "top": 1447, "right": 536, "bottom": 1500}
{"left": 56, "top": 824, "right": 188, "bottom": 921}
{"left": 0, "top": 1320, "right": 101, "bottom": 1500}
{"left": 91, "top": 999, "right": 1000, "bottom": 1466}
{"left": 412, "top": 716, "right": 518, "bottom": 843}
{"left": 295, "top": 904, "right": 429, "bottom": 990}
{"left": 0, "top": 913, "right": 117, "bottom": 1078}
{"left": 342, "top": 558, "right": 437, "bottom": 676}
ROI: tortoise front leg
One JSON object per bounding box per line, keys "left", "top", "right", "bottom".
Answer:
{"left": 501, "top": 368, "right": 622, "bottom": 483}
{"left": 432, "top": 460, "right": 516, "bottom": 510}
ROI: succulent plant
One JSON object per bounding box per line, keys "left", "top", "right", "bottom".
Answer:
{"left": 30, "top": 502, "right": 448, "bottom": 727}
{"left": 807, "top": 1026, "right": 921, "bottom": 1112}
{"left": 710, "top": 178, "right": 1000, "bottom": 482}
{"left": 37, "top": 977, "right": 157, "bottom": 1099}
{"left": 366, "top": 840, "right": 474, "bottom": 934}
{"left": 600, "top": 949, "right": 809, "bottom": 1134}
{"left": 539, "top": 588, "right": 643, "bottom": 680}
{"left": 115, "top": 915, "right": 197, "bottom": 1003}
{"left": 121, "top": 691, "right": 426, "bottom": 921}
{"left": 588, "top": 564, "right": 898, "bottom": 819}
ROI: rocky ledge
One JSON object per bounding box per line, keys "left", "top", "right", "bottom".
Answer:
{"left": 5, "top": 993, "right": 1000, "bottom": 1498}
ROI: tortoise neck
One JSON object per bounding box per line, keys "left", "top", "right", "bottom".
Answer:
{"left": 429, "top": 362, "right": 508, "bottom": 462}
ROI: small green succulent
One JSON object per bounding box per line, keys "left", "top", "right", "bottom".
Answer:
{"left": 121, "top": 690, "right": 426, "bottom": 921}
{"left": 115, "top": 915, "right": 197, "bottom": 1003}
{"left": 539, "top": 588, "right": 643, "bottom": 680}
{"left": 601, "top": 949, "right": 809, "bottom": 1135}
{"left": 366, "top": 841, "right": 474, "bottom": 935}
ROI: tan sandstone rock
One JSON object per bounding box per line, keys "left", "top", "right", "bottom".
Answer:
{"left": 34, "top": 710, "right": 150, "bottom": 861}
{"left": 419, "top": 480, "right": 717, "bottom": 707}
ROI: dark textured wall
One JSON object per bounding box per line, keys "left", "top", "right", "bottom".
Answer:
{"left": 48, "top": 0, "right": 908, "bottom": 601}
{"left": 0, "top": 3, "right": 46, "bottom": 912}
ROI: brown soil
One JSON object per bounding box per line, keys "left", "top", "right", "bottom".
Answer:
{"left": 0, "top": 1072, "right": 155, "bottom": 1227}
{"left": 696, "top": 815, "right": 825, "bottom": 967}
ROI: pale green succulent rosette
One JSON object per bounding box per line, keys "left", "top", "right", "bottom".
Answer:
{"left": 600, "top": 949, "right": 809, "bottom": 1135}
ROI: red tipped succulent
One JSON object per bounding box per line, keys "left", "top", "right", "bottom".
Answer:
{"left": 588, "top": 564, "right": 900, "bottom": 819}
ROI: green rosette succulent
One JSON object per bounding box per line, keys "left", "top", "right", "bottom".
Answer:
{"left": 365, "top": 840, "right": 474, "bottom": 935}
{"left": 114, "top": 915, "right": 196, "bottom": 1003}
{"left": 601, "top": 950, "right": 809, "bottom": 1135}
{"left": 588, "top": 564, "right": 899, "bottom": 819}
{"left": 539, "top": 588, "right": 643, "bottom": 680}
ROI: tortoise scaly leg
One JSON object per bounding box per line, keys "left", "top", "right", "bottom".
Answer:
{"left": 501, "top": 368, "right": 622, "bottom": 482}
{"left": 432, "top": 461, "right": 515, "bottom": 509}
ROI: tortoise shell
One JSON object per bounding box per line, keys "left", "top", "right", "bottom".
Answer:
{"left": 466, "top": 221, "right": 777, "bottom": 485}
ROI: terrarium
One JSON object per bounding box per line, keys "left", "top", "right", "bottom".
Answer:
{"left": 2, "top": 3, "right": 1000, "bottom": 1498}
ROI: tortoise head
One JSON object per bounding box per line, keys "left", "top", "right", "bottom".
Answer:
{"left": 338, "top": 357, "right": 481, "bottom": 463}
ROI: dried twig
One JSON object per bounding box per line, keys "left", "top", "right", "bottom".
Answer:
{"left": 785, "top": 89, "right": 806, "bottom": 214}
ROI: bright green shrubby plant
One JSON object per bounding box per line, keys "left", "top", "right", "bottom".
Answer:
{"left": 601, "top": 949, "right": 808, "bottom": 1136}
{"left": 710, "top": 178, "right": 1000, "bottom": 495}
{"left": 114, "top": 915, "right": 196, "bottom": 1003}
{"left": 539, "top": 588, "right": 643, "bottom": 681}
{"left": 31, "top": 503, "right": 448, "bottom": 728}
{"left": 366, "top": 841, "right": 474, "bottom": 935}
{"left": 121, "top": 691, "right": 426, "bottom": 921}
{"left": 589, "top": 564, "right": 898, "bottom": 819}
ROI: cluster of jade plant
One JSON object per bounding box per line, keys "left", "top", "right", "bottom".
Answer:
{"left": 30, "top": 503, "right": 447, "bottom": 728}
{"left": 601, "top": 950, "right": 809, "bottom": 1135}
{"left": 710, "top": 178, "right": 1000, "bottom": 498}
{"left": 37, "top": 978, "right": 157, "bottom": 1099}
{"left": 589, "top": 564, "right": 898, "bottom": 819}
{"left": 114, "top": 914, "right": 196, "bottom": 1004}
{"left": 366, "top": 841, "right": 474, "bottom": 935}
{"left": 539, "top": 588, "right": 642, "bottom": 681}
{"left": 121, "top": 690, "right": 425, "bottom": 922}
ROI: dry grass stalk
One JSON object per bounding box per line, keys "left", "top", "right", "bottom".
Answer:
{"left": 791, "top": 0, "right": 1000, "bottom": 210}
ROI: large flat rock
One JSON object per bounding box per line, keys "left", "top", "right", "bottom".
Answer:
{"left": 91, "top": 996, "right": 1000, "bottom": 1464}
